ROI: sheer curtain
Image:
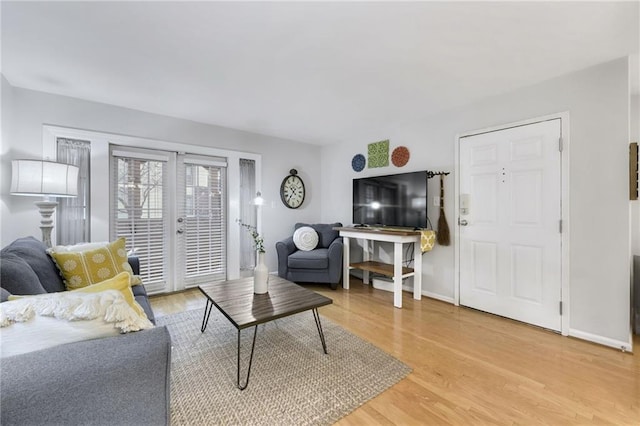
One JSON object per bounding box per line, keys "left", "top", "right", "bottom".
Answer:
{"left": 239, "top": 158, "right": 256, "bottom": 270}
{"left": 57, "top": 138, "right": 91, "bottom": 245}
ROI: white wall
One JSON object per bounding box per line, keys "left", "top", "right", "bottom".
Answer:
{"left": 321, "top": 57, "right": 633, "bottom": 348}
{"left": 0, "top": 76, "right": 14, "bottom": 243}
{"left": 0, "top": 81, "right": 324, "bottom": 272}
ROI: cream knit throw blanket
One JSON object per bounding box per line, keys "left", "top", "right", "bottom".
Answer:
{"left": 0, "top": 290, "right": 154, "bottom": 333}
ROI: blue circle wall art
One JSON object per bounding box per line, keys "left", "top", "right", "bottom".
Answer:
{"left": 351, "top": 154, "right": 366, "bottom": 172}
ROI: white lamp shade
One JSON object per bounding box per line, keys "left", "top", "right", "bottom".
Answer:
{"left": 11, "top": 160, "right": 79, "bottom": 197}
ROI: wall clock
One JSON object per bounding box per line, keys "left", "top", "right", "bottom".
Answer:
{"left": 280, "top": 169, "right": 305, "bottom": 209}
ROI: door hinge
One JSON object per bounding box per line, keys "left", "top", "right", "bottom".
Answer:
{"left": 559, "top": 137, "right": 563, "bottom": 152}
{"left": 559, "top": 219, "right": 562, "bottom": 233}
{"left": 559, "top": 301, "right": 563, "bottom": 316}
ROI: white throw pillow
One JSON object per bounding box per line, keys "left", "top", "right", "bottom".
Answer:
{"left": 293, "top": 226, "right": 319, "bottom": 251}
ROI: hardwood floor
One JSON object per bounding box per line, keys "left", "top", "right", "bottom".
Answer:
{"left": 150, "top": 279, "right": 640, "bottom": 425}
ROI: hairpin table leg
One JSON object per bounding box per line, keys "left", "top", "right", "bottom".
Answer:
{"left": 237, "top": 326, "right": 258, "bottom": 390}
{"left": 312, "top": 308, "right": 328, "bottom": 354}
{"left": 200, "top": 299, "right": 214, "bottom": 333}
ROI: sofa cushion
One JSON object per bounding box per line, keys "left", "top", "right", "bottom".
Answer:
{"left": 135, "top": 294, "right": 155, "bottom": 325}
{"left": 1, "top": 237, "right": 64, "bottom": 293}
{"left": 295, "top": 223, "right": 342, "bottom": 248}
{"left": 0, "top": 253, "right": 47, "bottom": 296}
{"left": 1, "top": 288, "right": 11, "bottom": 303}
{"left": 0, "top": 326, "right": 171, "bottom": 426}
{"left": 131, "top": 286, "right": 155, "bottom": 323}
{"left": 48, "top": 237, "right": 140, "bottom": 290}
{"left": 131, "top": 284, "right": 147, "bottom": 297}
{"left": 288, "top": 248, "right": 329, "bottom": 270}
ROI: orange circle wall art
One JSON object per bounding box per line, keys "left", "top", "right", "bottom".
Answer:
{"left": 391, "top": 146, "right": 410, "bottom": 167}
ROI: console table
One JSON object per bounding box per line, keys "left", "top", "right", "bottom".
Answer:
{"left": 336, "top": 227, "right": 422, "bottom": 308}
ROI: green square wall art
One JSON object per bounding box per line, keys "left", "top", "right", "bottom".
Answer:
{"left": 368, "top": 140, "right": 389, "bottom": 168}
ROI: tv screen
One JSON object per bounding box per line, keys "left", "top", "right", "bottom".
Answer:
{"left": 353, "top": 171, "right": 428, "bottom": 229}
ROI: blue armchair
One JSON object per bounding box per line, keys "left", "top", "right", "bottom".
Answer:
{"left": 276, "top": 223, "right": 343, "bottom": 290}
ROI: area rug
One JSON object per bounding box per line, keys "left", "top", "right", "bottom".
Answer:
{"left": 158, "top": 308, "right": 411, "bottom": 425}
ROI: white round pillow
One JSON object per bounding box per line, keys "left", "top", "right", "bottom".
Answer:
{"left": 293, "top": 226, "right": 319, "bottom": 251}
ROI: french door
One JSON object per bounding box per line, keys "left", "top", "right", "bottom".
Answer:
{"left": 176, "top": 154, "right": 227, "bottom": 288}
{"left": 111, "top": 147, "right": 227, "bottom": 294}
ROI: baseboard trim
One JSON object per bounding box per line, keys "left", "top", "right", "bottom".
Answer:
{"left": 569, "top": 328, "right": 632, "bottom": 352}
{"left": 422, "top": 291, "right": 455, "bottom": 304}
{"left": 369, "top": 277, "right": 455, "bottom": 304}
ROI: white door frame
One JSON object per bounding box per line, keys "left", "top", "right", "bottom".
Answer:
{"left": 454, "top": 112, "right": 570, "bottom": 336}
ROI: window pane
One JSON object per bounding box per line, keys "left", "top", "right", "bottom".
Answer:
{"left": 239, "top": 158, "right": 256, "bottom": 270}
{"left": 112, "top": 156, "right": 167, "bottom": 293}
{"left": 183, "top": 162, "right": 226, "bottom": 283}
{"left": 57, "top": 138, "right": 90, "bottom": 244}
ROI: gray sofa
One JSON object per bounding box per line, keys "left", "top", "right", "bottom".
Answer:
{"left": 0, "top": 237, "right": 171, "bottom": 426}
{"left": 276, "top": 222, "right": 343, "bottom": 290}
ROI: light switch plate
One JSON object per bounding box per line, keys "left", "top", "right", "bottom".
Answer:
{"left": 433, "top": 196, "right": 440, "bottom": 207}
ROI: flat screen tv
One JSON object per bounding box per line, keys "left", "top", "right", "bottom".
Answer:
{"left": 352, "top": 170, "right": 428, "bottom": 229}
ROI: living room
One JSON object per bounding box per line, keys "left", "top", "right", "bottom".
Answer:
{"left": 1, "top": 1, "right": 639, "bottom": 425}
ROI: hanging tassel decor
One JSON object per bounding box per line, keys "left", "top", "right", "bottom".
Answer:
{"left": 436, "top": 174, "right": 450, "bottom": 246}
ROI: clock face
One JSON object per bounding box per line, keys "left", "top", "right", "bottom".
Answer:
{"left": 280, "top": 175, "right": 305, "bottom": 209}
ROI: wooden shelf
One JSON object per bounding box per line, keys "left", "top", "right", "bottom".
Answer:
{"left": 350, "top": 261, "right": 413, "bottom": 277}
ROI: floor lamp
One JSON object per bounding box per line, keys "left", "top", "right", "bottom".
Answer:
{"left": 10, "top": 159, "right": 79, "bottom": 248}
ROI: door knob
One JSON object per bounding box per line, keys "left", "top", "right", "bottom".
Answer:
{"left": 176, "top": 229, "right": 184, "bottom": 234}
{"left": 459, "top": 219, "right": 468, "bottom": 226}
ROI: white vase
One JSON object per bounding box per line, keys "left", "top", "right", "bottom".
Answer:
{"left": 253, "top": 251, "right": 269, "bottom": 294}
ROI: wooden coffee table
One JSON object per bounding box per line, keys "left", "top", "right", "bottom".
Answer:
{"left": 198, "top": 276, "right": 333, "bottom": 390}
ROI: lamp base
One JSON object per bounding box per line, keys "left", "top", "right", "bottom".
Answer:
{"left": 34, "top": 200, "right": 58, "bottom": 248}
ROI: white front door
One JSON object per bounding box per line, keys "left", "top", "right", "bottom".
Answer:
{"left": 459, "top": 119, "right": 562, "bottom": 331}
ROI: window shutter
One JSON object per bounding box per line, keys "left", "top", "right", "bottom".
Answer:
{"left": 178, "top": 154, "right": 227, "bottom": 287}
{"left": 111, "top": 147, "right": 170, "bottom": 294}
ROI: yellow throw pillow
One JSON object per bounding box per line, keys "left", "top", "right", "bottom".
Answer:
{"left": 73, "top": 272, "right": 147, "bottom": 319}
{"left": 48, "top": 237, "right": 141, "bottom": 290}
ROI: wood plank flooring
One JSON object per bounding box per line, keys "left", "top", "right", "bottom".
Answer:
{"left": 150, "top": 278, "right": 640, "bottom": 425}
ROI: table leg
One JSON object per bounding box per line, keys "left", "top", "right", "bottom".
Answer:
{"left": 363, "top": 240, "right": 371, "bottom": 285}
{"left": 200, "top": 299, "right": 214, "bottom": 332}
{"left": 343, "top": 236, "right": 350, "bottom": 289}
{"left": 237, "top": 326, "right": 258, "bottom": 390}
{"left": 393, "top": 242, "right": 403, "bottom": 308}
{"left": 312, "top": 308, "right": 328, "bottom": 354}
{"left": 413, "top": 240, "right": 422, "bottom": 301}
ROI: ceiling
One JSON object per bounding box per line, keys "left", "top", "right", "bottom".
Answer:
{"left": 2, "top": 1, "right": 639, "bottom": 146}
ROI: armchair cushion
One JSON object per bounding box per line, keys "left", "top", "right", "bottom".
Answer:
{"left": 288, "top": 248, "right": 329, "bottom": 270}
